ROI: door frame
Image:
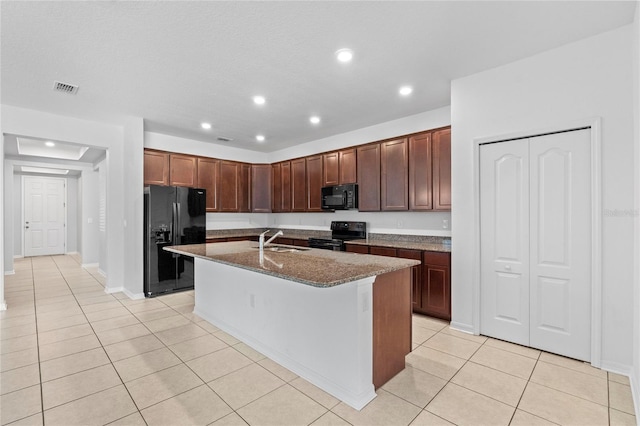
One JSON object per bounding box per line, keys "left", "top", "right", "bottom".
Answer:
{"left": 21, "top": 175, "right": 68, "bottom": 257}
{"left": 472, "top": 117, "right": 602, "bottom": 367}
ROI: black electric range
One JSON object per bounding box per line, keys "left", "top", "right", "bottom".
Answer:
{"left": 308, "top": 221, "right": 367, "bottom": 251}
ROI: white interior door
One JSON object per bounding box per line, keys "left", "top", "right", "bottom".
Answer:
{"left": 480, "top": 128, "right": 592, "bottom": 361}
{"left": 24, "top": 176, "right": 66, "bottom": 257}
{"left": 529, "top": 130, "right": 591, "bottom": 361}
{"left": 480, "top": 140, "right": 530, "bottom": 346}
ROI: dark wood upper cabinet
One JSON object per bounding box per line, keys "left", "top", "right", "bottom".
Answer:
{"left": 281, "top": 161, "right": 291, "bottom": 212}
{"left": 144, "top": 150, "right": 170, "bottom": 186}
{"left": 322, "top": 152, "right": 339, "bottom": 186}
{"left": 169, "top": 154, "right": 197, "bottom": 187}
{"left": 197, "top": 157, "right": 220, "bottom": 212}
{"left": 409, "top": 132, "right": 433, "bottom": 211}
{"left": 432, "top": 128, "right": 451, "bottom": 211}
{"left": 291, "top": 158, "right": 307, "bottom": 212}
{"left": 306, "top": 155, "right": 323, "bottom": 212}
{"left": 272, "top": 161, "right": 291, "bottom": 212}
{"left": 339, "top": 148, "right": 357, "bottom": 184}
{"left": 380, "top": 138, "right": 409, "bottom": 211}
{"left": 357, "top": 143, "right": 381, "bottom": 211}
{"left": 271, "top": 163, "right": 282, "bottom": 212}
{"left": 219, "top": 161, "right": 240, "bottom": 212}
{"left": 238, "top": 163, "right": 251, "bottom": 213}
{"left": 251, "top": 164, "right": 271, "bottom": 213}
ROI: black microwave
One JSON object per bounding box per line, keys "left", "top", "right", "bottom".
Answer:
{"left": 321, "top": 184, "right": 358, "bottom": 210}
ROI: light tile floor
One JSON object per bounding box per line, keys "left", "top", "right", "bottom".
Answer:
{"left": 1, "top": 255, "right": 637, "bottom": 425}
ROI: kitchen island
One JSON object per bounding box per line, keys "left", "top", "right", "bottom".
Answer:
{"left": 164, "top": 241, "right": 419, "bottom": 410}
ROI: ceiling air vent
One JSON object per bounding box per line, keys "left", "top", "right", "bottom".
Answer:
{"left": 53, "top": 81, "right": 79, "bottom": 95}
{"left": 217, "top": 137, "right": 233, "bottom": 142}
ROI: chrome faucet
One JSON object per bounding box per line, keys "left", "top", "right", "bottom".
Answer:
{"left": 258, "top": 229, "right": 284, "bottom": 252}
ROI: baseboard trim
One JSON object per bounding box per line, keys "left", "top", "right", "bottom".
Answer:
{"left": 449, "top": 321, "right": 475, "bottom": 334}
{"left": 65, "top": 251, "right": 79, "bottom": 255}
{"left": 630, "top": 371, "right": 640, "bottom": 420}
{"left": 0, "top": 301, "right": 7, "bottom": 311}
{"left": 104, "top": 286, "right": 144, "bottom": 300}
{"left": 97, "top": 269, "right": 107, "bottom": 278}
{"left": 4, "top": 270, "right": 15, "bottom": 276}
{"left": 600, "top": 360, "right": 634, "bottom": 377}
{"left": 81, "top": 262, "right": 99, "bottom": 269}
{"left": 13, "top": 255, "right": 23, "bottom": 259}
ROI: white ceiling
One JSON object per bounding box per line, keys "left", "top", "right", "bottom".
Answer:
{"left": 1, "top": 1, "right": 636, "bottom": 153}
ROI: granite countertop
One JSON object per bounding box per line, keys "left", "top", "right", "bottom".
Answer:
{"left": 345, "top": 239, "right": 452, "bottom": 253}
{"left": 164, "top": 241, "right": 419, "bottom": 288}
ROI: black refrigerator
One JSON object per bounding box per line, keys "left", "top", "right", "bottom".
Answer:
{"left": 144, "top": 185, "right": 206, "bottom": 297}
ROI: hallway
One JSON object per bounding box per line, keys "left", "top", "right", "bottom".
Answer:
{"left": 0, "top": 255, "right": 636, "bottom": 425}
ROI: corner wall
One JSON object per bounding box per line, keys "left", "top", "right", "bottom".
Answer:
{"left": 451, "top": 25, "right": 635, "bottom": 371}
{"left": 632, "top": 1, "right": 640, "bottom": 418}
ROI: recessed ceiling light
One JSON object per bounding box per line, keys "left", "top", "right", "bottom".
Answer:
{"left": 335, "top": 48, "right": 353, "bottom": 63}
{"left": 399, "top": 86, "right": 413, "bottom": 96}
{"left": 201, "top": 122, "right": 212, "bottom": 130}
{"left": 45, "top": 141, "right": 56, "bottom": 147}
{"left": 253, "top": 96, "right": 266, "bottom": 105}
{"left": 256, "top": 135, "right": 265, "bottom": 142}
{"left": 309, "top": 116, "right": 321, "bottom": 125}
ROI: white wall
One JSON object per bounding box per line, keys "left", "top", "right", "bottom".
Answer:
{"left": 268, "top": 107, "right": 451, "bottom": 163}
{"left": 66, "top": 177, "right": 78, "bottom": 253}
{"left": 12, "top": 174, "right": 21, "bottom": 256}
{"left": 1, "top": 105, "right": 126, "bottom": 298}
{"left": 451, "top": 26, "right": 635, "bottom": 371}
{"left": 632, "top": 1, "right": 640, "bottom": 418}
{"left": 1, "top": 133, "right": 5, "bottom": 309}
{"left": 79, "top": 169, "right": 99, "bottom": 265}
{"left": 122, "top": 117, "right": 145, "bottom": 298}
{"left": 206, "top": 213, "right": 269, "bottom": 230}
{"left": 97, "top": 159, "right": 108, "bottom": 276}
{"left": 145, "top": 131, "right": 269, "bottom": 164}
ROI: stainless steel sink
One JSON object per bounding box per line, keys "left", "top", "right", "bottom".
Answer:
{"left": 251, "top": 244, "right": 310, "bottom": 253}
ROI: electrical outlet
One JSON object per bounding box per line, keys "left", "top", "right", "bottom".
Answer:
{"left": 397, "top": 220, "right": 403, "bottom": 228}
{"left": 442, "top": 219, "right": 449, "bottom": 229}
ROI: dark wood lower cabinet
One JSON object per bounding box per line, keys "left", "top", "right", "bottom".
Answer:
{"left": 420, "top": 252, "right": 451, "bottom": 320}
{"left": 345, "top": 244, "right": 451, "bottom": 320}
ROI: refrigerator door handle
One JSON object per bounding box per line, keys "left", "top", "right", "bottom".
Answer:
{"left": 172, "top": 202, "right": 177, "bottom": 244}
{"left": 176, "top": 202, "right": 181, "bottom": 243}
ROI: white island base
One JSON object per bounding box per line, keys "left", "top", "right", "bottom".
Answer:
{"left": 193, "top": 257, "right": 410, "bottom": 410}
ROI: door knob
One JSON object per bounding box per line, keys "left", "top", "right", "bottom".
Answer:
{"left": 25, "top": 226, "right": 29, "bottom": 229}
{"left": 505, "top": 265, "right": 511, "bottom": 270}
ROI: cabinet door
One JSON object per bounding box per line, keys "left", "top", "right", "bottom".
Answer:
{"left": 345, "top": 244, "right": 369, "bottom": 254}
{"left": 197, "top": 158, "right": 220, "bottom": 212}
{"left": 238, "top": 163, "right": 251, "bottom": 212}
{"left": 144, "top": 150, "right": 170, "bottom": 186}
{"left": 306, "top": 155, "right": 323, "bottom": 212}
{"left": 219, "top": 161, "right": 239, "bottom": 212}
{"left": 291, "top": 158, "right": 307, "bottom": 212}
{"left": 409, "top": 132, "right": 433, "bottom": 211}
{"left": 323, "top": 152, "right": 339, "bottom": 186}
{"left": 357, "top": 143, "right": 381, "bottom": 211}
{"left": 397, "top": 249, "right": 422, "bottom": 311}
{"left": 339, "top": 148, "right": 357, "bottom": 184}
{"left": 381, "top": 138, "right": 408, "bottom": 211}
{"left": 251, "top": 164, "right": 271, "bottom": 213}
{"left": 432, "top": 128, "right": 451, "bottom": 211}
{"left": 271, "top": 163, "right": 282, "bottom": 212}
{"left": 169, "top": 154, "right": 198, "bottom": 187}
{"left": 369, "top": 246, "right": 397, "bottom": 257}
{"left": 280, "top": 161, "right": 291, "bottom": 212}
{"left": 422, "top": 252, "right": 451, "bottom": 320}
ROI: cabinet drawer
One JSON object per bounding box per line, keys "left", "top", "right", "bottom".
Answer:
{"left": 345, "top": 244, "right": 369, "bottom": 254}
{"left": 396, "top": 249, "right": 421, "bottom": 261}
{"left": 293, "top": 239, "right": 310, "bottom": 247}
{"left": 369, "top": 246, "right": 397, "bottom": 257}
{"left": 423, "top": 251, "right": 450, "bottom": 266}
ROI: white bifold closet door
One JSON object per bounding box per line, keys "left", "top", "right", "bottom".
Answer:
{"left": 480, "top": 129, "right": 591, "bottom": 362}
